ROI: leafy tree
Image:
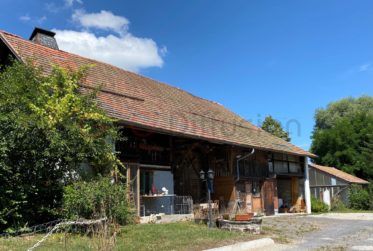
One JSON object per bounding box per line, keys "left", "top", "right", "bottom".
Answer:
{"left": 0, "top": 61, "right": 122, "bottom": 231}
{"left": 261, "top": 115, "right": 290, "bottom": 142}
{"left": 311, "top": 96, "right": 373, "bottom": 180}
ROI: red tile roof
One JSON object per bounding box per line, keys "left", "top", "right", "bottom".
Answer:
{"left": 309, "top": 163, "right": 369, "bottom": 184}
{"left": 0, "top": 30, "right": 316, "bottom": 157}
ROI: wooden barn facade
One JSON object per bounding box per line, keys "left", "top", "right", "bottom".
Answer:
{"left": 0, "top": 28, "right": 316, "bottom": 216}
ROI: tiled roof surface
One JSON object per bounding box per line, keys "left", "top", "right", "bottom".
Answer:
{"left": 0, "top": 30, "right": 316, "bottom": 157}
{"left": 309, "top": 163, "right": 369, "bottom": 184}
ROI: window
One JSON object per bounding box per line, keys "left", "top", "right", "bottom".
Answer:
{"left": 252, "top": 181, "right": 261, "bottom": 197}
{"left": 275, "top": 161, "right": 288, "bottom": 173}
{"left": 140, "top": 170, "right": 154, "bottom": 195}
{"left": 331, "top": 177, "right": 336, "bottom": 186}
{"left": 289, "top": 162, "right": 300, "bottom": 173}
{"left": 140, "top": 169, "right": 174, "bottom": 195}
{"left": 268, "top": 161, "right": 274, "bottom": 173}
{"left": 268, "top": 153, "right": 303, "bottom": 175}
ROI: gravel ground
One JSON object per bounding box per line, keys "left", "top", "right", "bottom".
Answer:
{"left": 261, "top": 213, "right": 373, "bottom": 251}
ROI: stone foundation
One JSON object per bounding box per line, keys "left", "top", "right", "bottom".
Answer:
{"left": 217, "top": 219, "right": 262, "bottom": 234}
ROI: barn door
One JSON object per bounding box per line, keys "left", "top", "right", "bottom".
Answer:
{"left": 262, "top": 179, "right": 275, "bottom": 215}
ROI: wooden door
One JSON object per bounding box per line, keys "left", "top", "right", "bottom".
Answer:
{"left": 291, "top": 177, "right": 299, "bottom": 206}
{"left": 262, "top": 179, "right": 275, "bottom": 215}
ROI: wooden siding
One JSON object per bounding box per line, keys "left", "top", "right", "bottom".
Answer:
{"left": 309, "top": 167, "right": 348, "bottom": 187}
{"left": 213, "top": 176, "right": 235, "bottom": 201}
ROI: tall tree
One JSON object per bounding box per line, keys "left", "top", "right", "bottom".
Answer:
{"left": 261, "top": 115, "right": 290, "bottom": 142}
{"left": 311, "top": 96, "right": 373, "bottom": 180}
{"left": 0, "top": 61, "right": 122, "bottom": 231}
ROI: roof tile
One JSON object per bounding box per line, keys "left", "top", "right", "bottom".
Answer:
{"left": 309, "top": 163, "right": 369, "bottom": 184}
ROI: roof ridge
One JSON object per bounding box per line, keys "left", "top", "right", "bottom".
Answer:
{"left": 0, "top": 30, "right": 23, "bottom": 38}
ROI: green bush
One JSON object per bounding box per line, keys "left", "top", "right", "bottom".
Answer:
{"left": 349, "top": 184, "right": 372, "bottom": 210}
{"left": 63, "top": 177, "right": 134, "bottom": 225}
{"left": 311, "top": 196, "right": 329, "bottom": 213}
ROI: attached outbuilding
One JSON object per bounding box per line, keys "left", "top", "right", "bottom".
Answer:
{"left": 308, "top": 163, "right": 369, "bottom": 207}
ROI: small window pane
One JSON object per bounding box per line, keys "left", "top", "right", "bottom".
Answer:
{"left": 275, "top": 161, "right": 288, "bottom": 173}
{"left": 289, "top": 162, "right": 300, "bottom": 173}
{"left": 252, "top": 181, "right": 261, "bottom": 196}
{"left": 268, "top": 161, "right": 274, "bottom": 173}
{"left": 288, "top": 155, "right": 299, "bottom": 162}
{"left": 274, "top": 153, "right": 285, "bottom": 160}
{"left": 331, "top": 178, "right": 336, "bottom": 186}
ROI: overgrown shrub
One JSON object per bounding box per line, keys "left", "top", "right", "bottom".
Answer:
{"left": 0, "top": 62, "right": 122, "bottom": 231}
{"left": 63, "top": 177, "right": 134, "bottom": 225}
{"left": 330, "top": 196, "right": 347, "bottom": 211}
{"left": 311, "top": 196, "right": 329, "bottom": 213}
{"left": 349, "top": 184, "right": 373, "bottom": 210}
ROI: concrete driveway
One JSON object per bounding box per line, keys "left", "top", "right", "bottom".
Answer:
{"left": 261, "top": 213, "right": 373, "bottom": 251}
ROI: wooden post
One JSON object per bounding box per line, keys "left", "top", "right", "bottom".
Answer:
{"left": 136, "top": 166, "right": 140, "bottom": 216}
{"left": 126, "top": 165, "right": 131, "bottom": 203}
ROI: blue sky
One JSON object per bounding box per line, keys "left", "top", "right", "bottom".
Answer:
{"left": 1, "top": 0, "right": 372, "bottom": 150}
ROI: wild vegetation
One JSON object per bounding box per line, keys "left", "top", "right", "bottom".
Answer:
{"left": 63, "top": 177, "right": 133, "bottom": 225}
{"left": 348, "top": 184, "right": 373, "bottom": 210}
{"left": 310, "top": 196, "right": 329, "bottom": 213}
{"left": 0, "top": 61, "right": 126, "bottom": 232}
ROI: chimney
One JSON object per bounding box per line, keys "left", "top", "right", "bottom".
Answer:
{"left": 29, "top": 27, "right": 59, "bottom": 50}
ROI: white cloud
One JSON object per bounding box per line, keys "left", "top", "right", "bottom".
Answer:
{"left": 38, "top": 16, "right": 47, "bottom": 24}
{"left": 45, "top": 0, "right": 82, "bottom": 13}
{"left": 53, "top": 10, "right": 166, "bottom": 72}
{"left": 359, "top": 63, "right": 371, "bottom": 72}
{"left": 64, "top": 0, "right": 82, "bottom": 7}
{"left": 19, "top": 15, "right": 31, "bottom": 21}
{"left": 19, "top": 14, "right": 46, "bottom": 24}
{"left": 45, "top": 2, "right": 60, "bottom": 13}
{"left": 54, "top": 30, "right": 165, "bottom": 72}
{"left": 72, "top": 10, "right": 129, "bottom": 35}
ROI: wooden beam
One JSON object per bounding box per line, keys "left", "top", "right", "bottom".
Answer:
{"left": 136, "top": 166, "right": 140, "bottom": 216}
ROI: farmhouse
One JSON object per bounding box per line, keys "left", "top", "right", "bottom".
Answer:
{"left": 0, "top": 27, "right": 317, "bottom": 217}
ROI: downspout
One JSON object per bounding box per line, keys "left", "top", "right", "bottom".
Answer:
{"left": 235, "top": 148, "right": 255, "bottom": 182}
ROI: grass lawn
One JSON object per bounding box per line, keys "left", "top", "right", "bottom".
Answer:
{"left": 0, "top": 222, "right": 261, "bottom": 251}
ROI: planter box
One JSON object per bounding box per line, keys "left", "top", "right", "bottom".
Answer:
{"left": 235, "top": 213, "right": 253, "bottom": 221}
